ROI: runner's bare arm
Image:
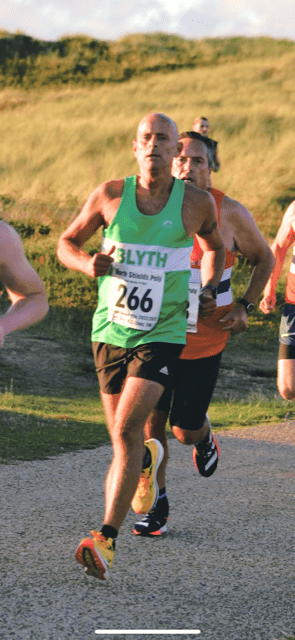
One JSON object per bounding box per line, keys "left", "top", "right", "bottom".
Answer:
{"left": 0, "top": 224, "right": 49, "bottom": 346}
{"left": 260, "top": 200, "right": 295, "bottom": 314}
{"left": 198, "top": 225, "right": 225, "bottom": 318}
{"left": 57, "top": 180, "right": 124, "bottom": 277}
{"left": 184, "top": 187, "right": 225, "bottom": 291}
{"left": 219, "top": 198, "right": 274, "bottom": 332}
{"left": 182, "top": 188, "right": 225, "bottom": 319}
{"left": 196, "top": 194, "right": 225, "bottom": 291}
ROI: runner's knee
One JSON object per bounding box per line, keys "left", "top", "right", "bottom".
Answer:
{"left": 277, "top": 354, "right": 295, "bottom": 400}
{"left": 277, "top": 381, "right": 295, "bottom": 400}
{"left": 112, "top": 420, "right": 145, "bottom": 449}
{"left": 172, "top": 425, "right": 199, "bottom": 444}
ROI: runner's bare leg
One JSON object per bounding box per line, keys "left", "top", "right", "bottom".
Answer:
{"left": 101, "top": 376, "right": 164, "bottom": 530}
{"left": 144, "top": 409, "right": 168, "bottom": 488}
{"left": 277, "top": 358, "right": 295, "bottom": 400}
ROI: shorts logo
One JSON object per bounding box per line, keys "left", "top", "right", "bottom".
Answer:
{"left": 159, "top": 366, "right": 169, "bottom": 375}
{"left": 162, "top": 220, "right": 173, "bottom": 228}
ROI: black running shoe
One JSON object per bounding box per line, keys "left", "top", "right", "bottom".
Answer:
{"left": 133, "top": 511, "right": 168, "bottom": 536}
{"left": 193, "top": 429, "right": 220, "bottom": 478}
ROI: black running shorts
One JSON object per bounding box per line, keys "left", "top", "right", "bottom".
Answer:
{"left": 92, "top": 342, "right": 184, "bottom": 394}
{"left": 155, "top": 351, "right": 223, "bottom": 431}
{"left": 278, "top": 303, "right": 295, "bottom": 359}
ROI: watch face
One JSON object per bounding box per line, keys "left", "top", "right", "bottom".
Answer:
{"left": 247, "top": 303, "right": 255, "bottom": 314}
{"left": 202, "top": 285, "right": 217, "bottom": 299}
{"left": 238, "top": 298, "right": 254, "bottom": 314}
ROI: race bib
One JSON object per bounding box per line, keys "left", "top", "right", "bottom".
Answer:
{"left": 107, "top": 264, "right": 165, "bottom": 331}
{"left": 187, "top": 270, "right": 201, "bottom": 333}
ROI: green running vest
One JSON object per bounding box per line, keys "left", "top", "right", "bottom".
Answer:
{"left": 91, "top": 175, "right": 194, "bottom": 347}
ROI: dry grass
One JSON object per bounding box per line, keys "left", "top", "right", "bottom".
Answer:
{"left": 0, "top": 52, "right": 295, "bottom": 236}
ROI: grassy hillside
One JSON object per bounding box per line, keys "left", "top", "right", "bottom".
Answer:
{"left": 0, "top": 32, "right": 294, "bottom": 88}
{"left": 0, "top": 37, "right": 294, "bottom": 310}
{"left": 1, "top": 50, "right": 295, "bottom": 223}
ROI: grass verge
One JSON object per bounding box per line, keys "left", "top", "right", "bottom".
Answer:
{"left": 209, "top": 397, "right": 291, "bottom": 429}
{"left": 0, "top": 392, "right": 109, "bottom": 462}
{"left": 0, "top": 390, "right": 291, "bottom": 463}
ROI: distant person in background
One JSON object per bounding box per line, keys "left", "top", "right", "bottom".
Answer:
{"left": 260, "top": 200, "right": 295, "bottom": 400}
{"left": 193, "top": 116, "right": 220, "bottom": 172}
{"left": 0, "top": 221, "right": 48, "bottom": 346}
{"left": 193, "top": 116, "right": 210, "bottom": 136}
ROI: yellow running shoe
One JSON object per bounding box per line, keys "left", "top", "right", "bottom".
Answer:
{"left": 131, "top": 438, "right": 164, "bottom": 515}
{"left": 75, "top": 530, "right": 115, "bottom": 580}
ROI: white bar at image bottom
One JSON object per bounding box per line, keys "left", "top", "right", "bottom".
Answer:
{"left": 95, "top": 631, "right": 201, "bottom": 635}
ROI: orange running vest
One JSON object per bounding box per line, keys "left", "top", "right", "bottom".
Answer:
{"left": 285, "top": 246, "right": 295, "bottom": 304}
{"left": 181, "top": 188, "right": 236, "bottom": 360}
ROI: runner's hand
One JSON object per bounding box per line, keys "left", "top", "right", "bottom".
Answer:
{"left": 259, "top": 294, "right": 276, "bottom": 314}
{"left": 220, "top": 305, "right": 247, "bottom": 333}
{"left": 87, "top": 245, "right": 116, "bottom": 277}
{"left": 198, "top": 290, "right": 217, "bottom": 318}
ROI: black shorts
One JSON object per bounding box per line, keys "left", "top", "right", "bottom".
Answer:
{"left": 278, "top": 303, "right": 295, "bottom": 359}
{"left": 92, "top": 342, "right": 184, "bottom": 395}
{"left": 155, "top": 351, "right": 223, "bottom": 431}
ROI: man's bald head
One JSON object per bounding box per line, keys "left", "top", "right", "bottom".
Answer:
{"left": 193, "top": 117, "right": 210, "bottom": 136}
{"left": 133, "top": 112, "right": 180, "bottom": 176}
{"left": 137, "top": 113, "right": 179, "bottom": 145}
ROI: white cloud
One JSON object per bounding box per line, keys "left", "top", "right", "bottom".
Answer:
{"left": 160, "top": 0, "right": 203, "bottom": 18}
{"left": 0, "top": 0, "right": 295, "bottom": 41}
{"left": 39, "top": 3, "right": 69, "bottom": 26}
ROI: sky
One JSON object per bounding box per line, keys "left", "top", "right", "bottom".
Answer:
{"left": 1, "top": 0, "right": 295, "bottom": 42}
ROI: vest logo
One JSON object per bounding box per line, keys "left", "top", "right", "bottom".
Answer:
{"left": 116, "top": 247, "right": 168, "bottom": 268}
{"left": 162, "top": 220, "right": 173, "bottom": 228}
{"left": 159, "top": 366, "right": 169, "bottom": 375}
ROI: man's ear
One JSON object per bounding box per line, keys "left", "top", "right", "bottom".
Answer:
{"left": 174, "top": 141, "right": 183, "bottom": 157}
{"left": 132, "top": 140, "right": 137, "bottom": 156}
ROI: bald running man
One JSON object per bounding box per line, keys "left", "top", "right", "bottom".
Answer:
{"left": 57, "top": 114, "right": 225, "bottom": 579}
{"left": 0, "top": 221, "right": 48, "bottom": 346}
{"left": 133, "top": 130, "right": 274, "bottom": 536}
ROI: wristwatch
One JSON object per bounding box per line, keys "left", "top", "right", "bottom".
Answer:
{"left": 237, "top": 297, "right": 255, "bottom": 314}
{"left": 200, "top": 285, "right": 217, "bottom": 300}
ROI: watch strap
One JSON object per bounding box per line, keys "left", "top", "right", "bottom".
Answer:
{"left": 237, "top": 298, "right": 254, "bottom": 314}
{"left": 200, "top": 285, "right": 217, "bottom": 300}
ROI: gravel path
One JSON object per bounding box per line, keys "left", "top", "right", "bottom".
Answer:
{"left": 0, "top": 428, "right": 294, "bottom": 640}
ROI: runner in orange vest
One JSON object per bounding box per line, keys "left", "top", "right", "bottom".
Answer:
{"left": 133, "top": 130, "right": 274, "bottom": 536}
{"left": 259, "top": 199, "right": 295, "bottom": 399}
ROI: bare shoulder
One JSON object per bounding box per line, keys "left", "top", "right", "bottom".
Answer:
{"left": 221, "top": 194, "right": 259, "bottom": 232}
{"left": 102, "top": 178, "right": 125, "bottom": 199}
{"left": 0, "top": 221, "right": 23, "bottom": 261}
{"left": 267, "top": 199, "right": 295, "bottom": 248}
{"left": 185, "top": 182, "right": 214, "bottom": 204}
{"left": 184, "top": 183, "right": 215, "bottom": 212}
{"left": 222, "top": 194, "right": 249, "bottom": 219}
{"left": 281, "top": 200, "right": 295, "bottom": 230}
{"left": 0, "top": 221, "right": 45, "bottom": 296}
{"left": 69, "top": 178, "right": 125, "bottom": 234}
{"left": 182, "top": 183, "right": 217, "bottom": 237}
{"left": 266, "top": 199, "right": 295, "bottom": 239}
{"left": 0, "top": 220, "right": 21, "bottom": 240}
{"left": 87, "top": 178, "right": 124, "bottom": 209}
